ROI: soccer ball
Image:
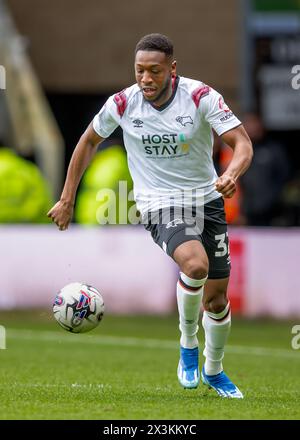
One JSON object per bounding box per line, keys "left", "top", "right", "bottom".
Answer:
{"left": 53, "top": 282, "right": 105, "bottom": 333}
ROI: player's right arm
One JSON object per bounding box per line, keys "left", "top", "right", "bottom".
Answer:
{"left": 47, "top": 123, "right": 105, "bottom": 231}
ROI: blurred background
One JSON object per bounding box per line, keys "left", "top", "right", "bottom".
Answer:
{"left": 1, "top": 0, "right": 300, "bottom": 318}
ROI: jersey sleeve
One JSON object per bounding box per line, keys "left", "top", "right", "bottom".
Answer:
{"left": 202, "top": 88, "right": 241, "bottom": 136}
{"left": 92, "top": 95, "right": 120, "bottom": 138}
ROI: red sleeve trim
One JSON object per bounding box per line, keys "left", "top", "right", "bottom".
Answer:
{"left": 192, "top": 85, "right": 210, "bottom": 108}
{"left": 113, "top": 90, "right": 127, "bottom": 117}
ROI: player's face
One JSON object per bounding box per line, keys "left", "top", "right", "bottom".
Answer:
{"left": 135, "top": 51, "right": 176, "bottom": 106}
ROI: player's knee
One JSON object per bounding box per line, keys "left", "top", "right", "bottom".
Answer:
{"left": 203, "top": 293, "right": 228, "bottom": 314}
{"left": 181, "top": 257, "right": 208, "bottom": 280}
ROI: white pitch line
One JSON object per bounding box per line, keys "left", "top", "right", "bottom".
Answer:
{"left": 0, "top": 382, "right": 111, "bottom": 389}
{"left": 6, "top": 328, "right": 300, "bottom": 360}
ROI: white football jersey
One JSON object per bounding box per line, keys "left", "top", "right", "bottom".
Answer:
{"left": 93, "top": 76, "right": 241, "bottom": 215}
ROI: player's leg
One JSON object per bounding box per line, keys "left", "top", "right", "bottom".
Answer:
{"left": 201, "top": 271, "right": 243, "bottom": 398}
{"left": 202, "top": 277, "right": 231, "bottom": 377}
{"left": 201, "top": 277, "right": 243, "bottom": 398}
{"left": 199, "top": 198, "right": 243, "bottom": 398}
{"left": 143, "top": 209, "right": 208, "bottom": 389}
{"left": 172, "top": 240, "right": 208, "bottom": 388}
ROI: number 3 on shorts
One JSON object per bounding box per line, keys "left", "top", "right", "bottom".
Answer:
{"left": 215, "top": 232, "right": 229, "bottom": 257}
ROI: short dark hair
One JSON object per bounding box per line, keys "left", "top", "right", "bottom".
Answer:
{"left": 135, "top": 33, "right": 174, "bottom": 59}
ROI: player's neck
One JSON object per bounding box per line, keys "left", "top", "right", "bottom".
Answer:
{"left": 152, "top": 75, "right": 177, "bottom": 109}
{"left": 152, "top": 85, "right": 173, "bottom": 108}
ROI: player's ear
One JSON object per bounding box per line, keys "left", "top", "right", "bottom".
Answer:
{"left": 171, "top": 60, "right": 177, "bottom": 75}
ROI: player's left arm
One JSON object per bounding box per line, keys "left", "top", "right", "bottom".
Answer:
{"left": 216, "top": 125, "right": 253, "bottom": 198}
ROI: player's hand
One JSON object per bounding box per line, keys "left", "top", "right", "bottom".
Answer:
{"left": 215, "top": 174, "right": 236, "bottom": 198}
{"left": 47, "top": 200, "right": 74, "bottom": 231}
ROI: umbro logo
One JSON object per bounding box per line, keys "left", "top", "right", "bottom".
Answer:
{"left": 166, "top": 218, "right": 184, "bottom": 229}
{"left": 176, "top": 116, "right": 193, "bottom": 126}
{"left": 133, "top": 119, "right": 143, "bottom": 128}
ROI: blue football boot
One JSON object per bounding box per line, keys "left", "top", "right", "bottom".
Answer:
{"left": 201, "top": 366, "right": 244, "bottom": 398}
{"left": 177, "top": 346, "right": 200, "bottom": 389}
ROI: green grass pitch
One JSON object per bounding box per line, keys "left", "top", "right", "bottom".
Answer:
{"left": 0, "top": 310, "right": 299, "bottom": 420}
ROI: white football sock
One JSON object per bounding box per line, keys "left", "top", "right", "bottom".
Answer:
{"left": 202, "top": 302, "right": 231, "bottom": 375}
{"left": 177, "top": 272, "right": 207, "bottom": 349}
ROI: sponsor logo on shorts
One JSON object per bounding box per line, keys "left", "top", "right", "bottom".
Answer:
{"left": 166, "top": 218, "right": 184, "bottom": 229}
